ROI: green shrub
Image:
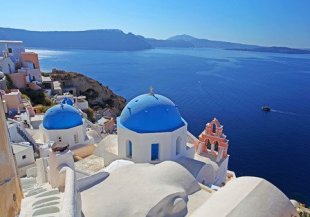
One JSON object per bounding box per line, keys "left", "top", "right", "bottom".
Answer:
{"left": 21, "top": 94, "right": 30, "bottom": 101}
{"left": 34, "top": 104, "right": 52, "bottom": 113}
{"left": 20, "top": 89, "right": 54, "bottom": 106}
{"left": 83, "top": 108, "right": 95, "bottom": 122}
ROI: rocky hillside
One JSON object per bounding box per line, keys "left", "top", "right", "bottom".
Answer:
{"left": 50, "top": 70, "right": 126, "bottom": 117}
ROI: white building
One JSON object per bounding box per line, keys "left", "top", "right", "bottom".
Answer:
{"left": 0, "top": 71, "right": 7, "bottom": 90}
{"left": 117, "top": 93, "right": 194, "bottom": 163}
{"left": 0, "top": 40, "right": 25, "bottom": 63}
{"left": 11, "top": 142, "right": 35, "bottom": 177}
{"left": 53, "top": 94, "right": 89, "bottom": 110}
{"left": 98, "top": 92, "right": 230, "bottom": 187}
{"left": 0, "top": 55, "right": 15, "bottom": 74}
{"left": 39, "top": 102, "right": 94, "bottom": 155}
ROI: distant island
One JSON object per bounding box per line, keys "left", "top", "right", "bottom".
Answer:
{"left": 0, "top": 28, "right": 151, "bottom": 51}
{"left": 227, "top": 46, "right": 310, "bottom": 54}
{"left": 1, "top": 27, "right": 309, "bottom": 54}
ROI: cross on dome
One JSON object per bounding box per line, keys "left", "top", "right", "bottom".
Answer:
{"left": 149, "top": 86, "right": 154, "bottom": 95}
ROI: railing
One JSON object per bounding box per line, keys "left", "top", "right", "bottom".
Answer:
{"left": 59, "top": 166, "right": 81, "bottom": 217}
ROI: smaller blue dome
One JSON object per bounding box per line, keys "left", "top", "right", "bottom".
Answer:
{"left": 43, "top": 104, "right": 83, "bottom": 130}
{"left": 118, "top": 93, "right": 185, "bottom": 133}
{"left": 61, "top": 97, "right": 74, "bottom": 106}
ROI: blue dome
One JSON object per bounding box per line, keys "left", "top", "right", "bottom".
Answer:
{"left": 43, "top": 104, "right": 83, "bottom": 130}
{"left": 118, "top": 94, "right": 185, "bottom": 133}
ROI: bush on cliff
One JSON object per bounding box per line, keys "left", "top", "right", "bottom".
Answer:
{"left": 83, "top": 108, "right": 95, "bottom": 122}
{"left": 20, "top": 89, "right": 53, "bottom": 106}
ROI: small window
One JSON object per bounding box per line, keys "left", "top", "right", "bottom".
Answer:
{"left": 58, "top": 137, "right": 62, "bottom": 142}
{"left": 212, "top": 124, "right": 217, "bottom": 133}
{"left": 74, "top": 134, "right": 78, "bottom": 143}
{"left": 176, "top": 136, "right": 182, "bottom": 156}
{"left": 8, "top": 48, "right": 12, "bottom": 53}
{"left": 151, "top": 143, "right": 159, "bottom": 161}
{"left": 22, "top": 155, "right": 26, "bottom": 159}
{"left": 207, "top": 140, "right": 212, "bottom": 150}
{"left": 214, "top": 141, "right": 219, "bottom": 152}
{"left": 126, "top": 140, "right": 132, "bottom": 158}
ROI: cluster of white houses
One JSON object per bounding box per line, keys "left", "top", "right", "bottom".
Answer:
{"left": 0, "top": 41, "right": 96, "bottom": 179}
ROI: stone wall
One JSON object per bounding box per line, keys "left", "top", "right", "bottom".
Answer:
{"left": 0, "top": 100, "right": 23, "bottom": 217}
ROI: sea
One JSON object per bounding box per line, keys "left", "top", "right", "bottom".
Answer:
{"left": 30, "top": 47, "right": 310, "bottom": 204}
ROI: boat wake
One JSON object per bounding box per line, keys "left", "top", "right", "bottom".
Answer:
{"left": 270, "top": 109, "right": 298, "bottom": 116}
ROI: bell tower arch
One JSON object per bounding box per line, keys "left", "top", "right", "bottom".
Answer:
{"left": 196, "top": 118, "right": 229, "bottom": 162}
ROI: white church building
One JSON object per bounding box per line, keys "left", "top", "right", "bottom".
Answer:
{"left": 97, "top": 91, "right": 228, "bottom": 187}
{"left": 38, "top": 102, "right": 94, "bottom": 156}
{"left": 117, "top": 92, "right": 195, "bottom": 163}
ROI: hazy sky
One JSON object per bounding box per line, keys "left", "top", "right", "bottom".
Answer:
{"left": 1, "top": 0, "right": 310, "bottom": 48}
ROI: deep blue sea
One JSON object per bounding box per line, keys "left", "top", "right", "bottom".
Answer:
{"left": 31, "top": 47, "right": 310, "bottom": 204}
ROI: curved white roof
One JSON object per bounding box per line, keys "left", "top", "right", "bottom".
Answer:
{"left": 81, "top": 161, "right": 201, "bottom": 217}
{"left": 190, "top": 176, "right": 298, "bottom": 217}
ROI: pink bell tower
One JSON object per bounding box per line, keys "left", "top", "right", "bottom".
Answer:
{"left": 196, "top": 118, "right": 229, "bottom": 162}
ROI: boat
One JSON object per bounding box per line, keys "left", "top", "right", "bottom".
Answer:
{"left": 261, "top": 106, "right": 271, "bottom": 112}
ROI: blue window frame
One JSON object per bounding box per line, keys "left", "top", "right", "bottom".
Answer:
{"left": 151, "top": 143, "right": 159, "bottom": 161}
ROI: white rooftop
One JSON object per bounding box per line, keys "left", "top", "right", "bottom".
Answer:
{"left": 41, "top": 76, "right": 52, "bottom": 82}
{"left": 12, "top": 142, "right": 32, "bottom": 153}
{"left": 191, "top": 176, "right": 299, "bottom": 217}
{"left": 81, "top": 161, "right": 205, "bottom": 217}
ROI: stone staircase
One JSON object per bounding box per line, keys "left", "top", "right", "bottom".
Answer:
{"left": 20, "top": 177, "right": 62, "bottom": 217}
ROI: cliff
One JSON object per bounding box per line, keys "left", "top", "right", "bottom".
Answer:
{"left": 50, "top": 70, "right": 126, "bottom": 117}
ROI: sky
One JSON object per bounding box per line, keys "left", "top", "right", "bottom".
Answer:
{"left": 0, "top": 0, "right": 310, "bottom": 48}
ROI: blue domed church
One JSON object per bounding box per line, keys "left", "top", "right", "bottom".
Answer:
{"left": 40, "top": 103, "right": 92, "bottom": 151}
{"left": 99, "top": 90, "right": 231, "bottom": 186}
{"left": 102, "top": 91, "right": 195, "bottom": 164}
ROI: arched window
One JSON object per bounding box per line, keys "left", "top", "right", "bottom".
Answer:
{"left": 126, "top": 140, "right": 132, "bottom": 158}
{"left": 151, "top": 143, "right": 159, "bottom": 161}
{"left": 214, "top": 141, "right": 219, "bottom": 152}
{"left": 176, "top": 136, "right": 182, "bottom": 156}
{"left": 212, "top": 124, "right": 217, "bottom": 133}
{"left": 207, "top": 140, "right": 212, "bottom": 150}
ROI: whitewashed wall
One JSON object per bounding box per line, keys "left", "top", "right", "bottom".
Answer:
{"left": 0, "top": 57, "right": 15, "bottom": 74}
{"left": 40, "top": 123, "right": 87, "bottom": 148}
{"left": 117, "top": 124, "right": 188, "bottom": 163}
{"left": 13, "top": 145, "right": 35, "bottom": 168}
